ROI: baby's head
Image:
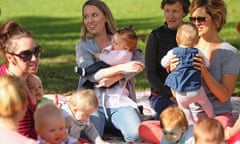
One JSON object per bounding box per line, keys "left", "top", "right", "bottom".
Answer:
{"left": 68, "top": 89, "right": 98, "bottom": 121}
{"left": 26, "top": 74, "right": 43, "bottom": 101}
{"left": 194, "top": 118, "right": 224, "bottom": 144}
{"left": 176, "top": 22, "right": 199, "bottom": 48}
{"left": 112, "top": 25, "right": 137, "bottom": 53}
{"left": 160, "top": 106, "right": 188, "bottom": 143}
{"left": 34, "top": 102, "right": 66, "bottom": 144}
{"left": 0, "top": 75, "right": 28, "bottom": 123}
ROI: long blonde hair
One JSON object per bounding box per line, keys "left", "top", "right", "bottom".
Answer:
{"left": 0, "top": 75, "right": 28, "bottom": 118}
{"left": 80, "top": 0, "right": 117, "bottom": 40}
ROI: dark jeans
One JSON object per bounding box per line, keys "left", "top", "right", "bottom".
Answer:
{"left": 149, "top": 95, "right": 174, "bottom": 120}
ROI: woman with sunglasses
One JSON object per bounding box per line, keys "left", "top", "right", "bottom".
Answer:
{"left": 0, "top": 20, "right": 41, "bottom": 139}
{"left": 76, "top": 0, "right": 144, "bottom": 143}
{"left": 189, "top": 0, "right": 240, "bottom": 131}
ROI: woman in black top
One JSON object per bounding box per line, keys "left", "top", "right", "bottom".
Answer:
{"left": 139, "top": 0, "right": 190, "bottom": 143}
{"left": 145, "top": 0, "right": 190, "bottom": 120}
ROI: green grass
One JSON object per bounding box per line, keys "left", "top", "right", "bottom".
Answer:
{"left": 0, "top": 0, "right": 239, "bottom": 95}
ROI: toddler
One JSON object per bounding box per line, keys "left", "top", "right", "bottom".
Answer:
{"left": 61, "top": 89, "right": 108, "bottom": 144}
{"left": 193, "top": 118, "right": 225, "bottom": 144}
{"left": 159, "top": 106, "right": 194, "bottom": 144}
{"left": 161, "top": 22, "right": 214, "bottom": 124}
{"left": 34, "top": 102, "right": 79, "bottom": 144}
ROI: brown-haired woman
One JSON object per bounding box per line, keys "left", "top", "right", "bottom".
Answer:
{"left": 189, "top": 0, "right": 240, "bottom": 128}
{"left": 0, "top": 20, "right": 42, "bottom": 139}
{"left": 139, "top": 0, "right": 190, "bottom": 143}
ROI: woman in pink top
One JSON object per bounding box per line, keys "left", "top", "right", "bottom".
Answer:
{"left": 0, "top": 20, "right": 41, "bottom": 139}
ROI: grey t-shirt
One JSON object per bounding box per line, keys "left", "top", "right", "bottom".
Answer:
{"left": 192, "top": 42, "right": 240, "bottom": 115}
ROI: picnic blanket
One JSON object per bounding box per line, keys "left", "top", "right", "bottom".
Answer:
{"left": 43, "top": 91, "right": 240, "bottom": 119}
{"left": 42, "top": 92, "right": 240, "bottom": 143}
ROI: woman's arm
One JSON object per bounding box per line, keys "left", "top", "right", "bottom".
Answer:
{"left": 145, "top": 33, "right": 173, "bottom": 97}
{"left": 92, "top": 49, "right": 145, "bottom": 87}
{"left": 194, "top": 54, "right": 239, "bottom": 103}
{"left": 201, "top": 68, "right": 237, "bottom": 103}
{"left": 95, "top": 73, "right": 123, "bottom": 88}
{"left": 91, "top": 61, "right": 144, "bottom": 81}
{"left": 76, "top": 40, "right": 96, "bottom": 68}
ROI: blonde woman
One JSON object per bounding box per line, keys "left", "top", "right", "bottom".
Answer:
{"left": 76, "top": 0, "right": 144, "bottom": 142}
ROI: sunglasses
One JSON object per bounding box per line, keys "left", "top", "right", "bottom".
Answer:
{"left": 189, "top": 17, "right": 207, "bottom": 24}
{"left": 8, "top": 45, "right": 42, "bottom": 62}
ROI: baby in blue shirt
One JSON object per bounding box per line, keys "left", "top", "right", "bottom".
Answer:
{"left": 161, "top": 22, "right": 214, "bottom": 124}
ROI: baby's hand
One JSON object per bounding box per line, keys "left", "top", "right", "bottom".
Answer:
{"left": 93, "top": 53, "right": 100, "bottom": 59}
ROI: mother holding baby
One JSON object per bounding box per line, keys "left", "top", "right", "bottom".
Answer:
{"left": 75, "top": 0, "right": 144, "bottom": 143}
{"left": 140, "top": 0, "right": 240, "bottom": 143}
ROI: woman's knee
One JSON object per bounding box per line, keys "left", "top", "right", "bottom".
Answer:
{"left": 122, "top": 126, "right": 140, "bottom": 142}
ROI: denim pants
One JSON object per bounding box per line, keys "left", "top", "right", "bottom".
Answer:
{"left": 90, "top": 106, "right": 141, "bottom": 142}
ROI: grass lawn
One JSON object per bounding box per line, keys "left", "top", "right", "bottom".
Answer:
{"left": 0, "top": 0, "right": 240, "bottom": 95}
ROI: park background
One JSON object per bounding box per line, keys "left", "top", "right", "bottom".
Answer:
{"left": 0, "top": 0, "right": 239, "bottom": 96}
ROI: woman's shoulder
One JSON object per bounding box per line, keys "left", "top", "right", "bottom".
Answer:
{"left": 150, "top": 23, "right": 177, "bottom": 39}
{"left": 150, "top": 24, "right": 168, "bottom": 34}
{"left": 221, "top": 41, "right": 239, "bottom": 53}
{"left": 0, "top": 126, "right": 36, "bottom": 144}
{"left": 218, "top": 41, "right": 240, "bottom": 61}
{"left": 77, "top": 39, "right": 95, "bottom": 46}
{"left": 76, "top": 39, "right": 98, "bottom": 54}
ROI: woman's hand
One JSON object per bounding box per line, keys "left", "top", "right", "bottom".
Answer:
{"left": 168, "top": 56, "right": 179, "bottom": 72}
{"left": 95, "top": 74, "right": 122, "bottom": 88}
{"left": 94, "top": 61, "right": 144, "bottom": 80}
{"left": 193, "top": 54, "right": 208, "bottom": 75}
{"left": 119, "top": 61, "right": 145, "bottom": 73}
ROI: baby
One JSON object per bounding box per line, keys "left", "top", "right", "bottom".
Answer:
{"left": 34, "top": 102, "right": 79, "bottom": 144}
{"left": 26, "top": 74, "right": 48, "bottom": 104}
{"left": 74, "top": 25, "right": 137, "bottom": 89}
{"left": 61, "top": 89, "right": 108, "bottom": 144}
{"left": 193, "top": 118, "right": 225, "bottom": 144}
{"left": 161, "top": 22, "right": 214, "bottom": 124}
{"left": 160, "top": 106, "right": 194, "bottom": 144}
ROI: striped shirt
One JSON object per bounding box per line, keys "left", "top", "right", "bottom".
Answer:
{"left": 18, "top": 96, "right": 37, "bottom": 139}
{"left": 0, "top": 64, "right": 38, "bottom": 139}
